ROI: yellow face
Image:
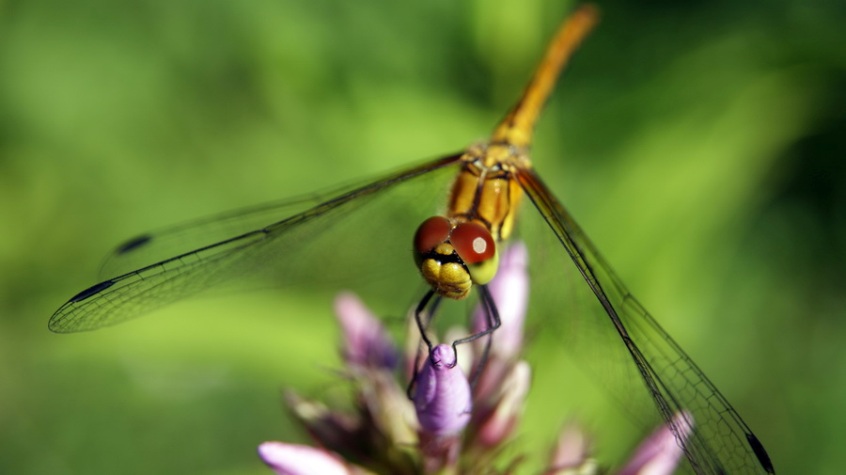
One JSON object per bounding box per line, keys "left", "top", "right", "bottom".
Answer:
{"left": 413, "top": 216, "right": 499, "bottom": 300}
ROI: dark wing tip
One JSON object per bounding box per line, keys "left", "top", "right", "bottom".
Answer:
{"left": 115, "top": 234, "right": 153, "bottom": 254}
{"left": 746, "top": 432, "right": 775, "bottom": 473}
{"left": 50, "top": 280, "right": 117, "bottom": 333}
{"left": 68, "top": 280, "right": 116, "bottom": 303}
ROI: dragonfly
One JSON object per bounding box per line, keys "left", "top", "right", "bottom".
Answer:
{"left": 50, "top": 5, "right": 773, "bottom": 474}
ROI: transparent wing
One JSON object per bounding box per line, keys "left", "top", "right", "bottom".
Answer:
{"left": 49, "top": 147, "right": 773, "bottom": 474}
{"left": 515, "top": 167, "right": 774, "bottom": 475}
{"left": 49, "top": 154, "right": 464, "bottom": 333}
{"left": 97, "top": 194, "right": 342, "bottom": 280}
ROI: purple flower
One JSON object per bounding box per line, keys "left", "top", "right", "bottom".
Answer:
{"left": 618, "top": 412, "right": 693, "bottom": 475}
{"left": 413, "top": 344, "right": 472, "bottom": 437}
{"left": 473, "top": 360, "right": 530, "bottom": 448}
{"left": 258, "top": 442, "right": 353, "bottom": 475}
{"left": 259, "top": 241, "right": 692, "bottom": 475}
{"left": 546, "top": 423, "right": 596, "bottom": 473}
{"left": 544, "top": 413, "right": 692, "bottom": 475}
{"left": 467, "top": 242, "right": 531, "bottom": 428}
{"left": 472, "top": 242, "right": 529, "bottom": 361}
{"left": 335, "top": 292, "right": 399, "bottom": 370}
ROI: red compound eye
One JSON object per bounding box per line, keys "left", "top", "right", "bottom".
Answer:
{"left": 414, "top": 216, "right": 451, "bottom": 254}
{"left": 450, "top": 221, "right": 495, "bottom": 265}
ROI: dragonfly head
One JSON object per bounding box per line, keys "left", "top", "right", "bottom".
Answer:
{"left": 413, "top": 216, "right": 499, "bottom": 299}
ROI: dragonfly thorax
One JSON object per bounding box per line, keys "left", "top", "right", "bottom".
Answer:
{"left": 449, "top": 144, "right": 526, "bottom": 244}
{"left": 413, "top": 216, "right": 499, "bottom": 300}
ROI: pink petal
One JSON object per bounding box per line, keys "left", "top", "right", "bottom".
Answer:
{"left": 335, "top": 292, "right": 398, "bottom": 369}
{"left": 475, "top": 361, "right": 531, "bottom": 447}
{"left": 472, "top": 241, "right": 529, "bottom": 360}
{"left": 546, "top": 423, "right": 594, "bottom": 473}
{"left": 618, "top": 412, "right": 694, "bottom": 475}
{"left": 258, "top": 442, "right": 351, "bottom": 475}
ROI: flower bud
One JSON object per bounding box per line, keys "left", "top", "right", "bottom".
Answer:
{"left": 335, "top": 292, "right": 398, "bottom": 370}
{"left": 413, "top": 344, "right": 472, "bottom": 437}
{"left": 472, "top": 241, "right": 529, "bottom": 362}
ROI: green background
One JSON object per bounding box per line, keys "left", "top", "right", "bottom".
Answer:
{"left": 1, "top": 0, "right": 844, "bottom": 473}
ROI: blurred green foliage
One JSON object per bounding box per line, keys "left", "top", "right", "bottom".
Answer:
{"left": 1, "top": 0, "right": 844, "bottom": 473}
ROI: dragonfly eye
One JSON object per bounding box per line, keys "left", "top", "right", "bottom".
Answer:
{"left": 451, "top": 221, "right": 498, "bottom": 285}
{"left": 414, "top": 216, "right": 452, "bottom": 260}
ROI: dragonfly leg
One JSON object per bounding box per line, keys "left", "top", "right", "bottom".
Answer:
{"left": 454, "top": 285, "right": 501, "bottom": 385}
{"left": 413, "top": 289, "right": 438, "bottom": 352}
{"left": 407, "top": 290, "right": 441, "bottom": 398}
{"left": 407, "top": 286, "right": 502, "bottom": 396}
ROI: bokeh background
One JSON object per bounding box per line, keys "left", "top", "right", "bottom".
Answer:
{"left": 1, "top": 0, "right": 844, "bottom": 473}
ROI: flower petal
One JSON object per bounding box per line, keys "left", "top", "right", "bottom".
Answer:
{"left": 361, "top": 371, "right": 418, "bottom": 447}
{"left": 472, "top": 241, "right": 529, "bottom": 360}
{"left": 413, "top": 344, "right": 472, "bottom": 437}
{"left": 284, "top": 391, "right": 368, "bottom": 458}
{"left": 546, "top": 422, "right": 597, "bottom": 474}
{"left": 258, "top": 442, "right": 351, "bottom": 475}
{"left": 475, "top": 360, "right": 531, "bottom": 447}
{"left": 335, "top": 292, "right": 398, "bottom": 369}
{"left": 618, "top": 412, "right": 694, "bottom": 475}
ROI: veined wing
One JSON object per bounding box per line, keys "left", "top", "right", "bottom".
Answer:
{"left": 515, "top": 167, "right": 774, "bottom": 475}
{"left": 97, "top": 193, "right": 352, "bottom": 280}
{"left": 49, "top": 154, "right": 464, "bottom": 333}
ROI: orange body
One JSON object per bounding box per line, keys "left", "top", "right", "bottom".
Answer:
{"left": 446, "top": 3, "right": 598, "bottom": 243}
{"left": 416, "top": 6, "right": 598, "bottom": 300}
